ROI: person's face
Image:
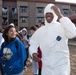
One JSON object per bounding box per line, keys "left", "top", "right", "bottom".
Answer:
{"left": 22, "top": 30, "right": 26, "bottom": 35}
{"left": 30, "top": 30, "right": 35, "bottom": 35}
{"left": 45, "top": 13, "right": 54, "bottom": 23}
{"left": 7, "top": 27, "right": 17, "bottom": 39}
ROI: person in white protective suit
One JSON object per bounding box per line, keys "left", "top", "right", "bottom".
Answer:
{"left": 29, "top": 3, "right": 76, "bottom": 75}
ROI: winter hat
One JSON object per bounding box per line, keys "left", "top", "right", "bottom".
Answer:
{"left": 22, "top": 28, "right": 27, "bottom": 32}
{"left": 9, "top": 23, "right": 14, "bottom": 26}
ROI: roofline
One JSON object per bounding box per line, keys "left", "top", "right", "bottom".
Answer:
{"left": 55, "top": 1, "right": 76, "bottom": 5}
{"left": 3, "top": 0, "right": 76, "bottom": 5}
{"left": 68, "top": 14, "right": 76, "bottom": 20}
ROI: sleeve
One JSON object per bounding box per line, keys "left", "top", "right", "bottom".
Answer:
{"left": 29, "top": 30, "right": 40, "bottom": 57}
{"left": 0, "top": 52, "right": 3, "bottom": 63}
{"left": 0, "top": 43, "right": 4, "bottom": 63}
{"left": 0, "top": 34, "right": 4, "bottom": 49}
{"left": 11, "top": 41, "right": 26, "bottom": 69}
{"left": 60, "top": 17, "right": 76, "bottom": 39}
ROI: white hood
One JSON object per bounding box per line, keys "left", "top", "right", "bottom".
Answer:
{"left": 44, "top": 4, "right": 58, "bottom": 25}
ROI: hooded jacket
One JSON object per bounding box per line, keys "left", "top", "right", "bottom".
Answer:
{"left": 29, "top": 4, "right": 76, "bottom": 75}
{"left": 0, "top": 37, "right": 26, "bottom": 75}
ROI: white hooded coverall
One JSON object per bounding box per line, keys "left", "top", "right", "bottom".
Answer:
{"left": 29, "top": 4, "right": 76, "bottom": 75}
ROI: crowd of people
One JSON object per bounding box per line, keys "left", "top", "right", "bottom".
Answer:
{"left": 0, "top": 20, "right": 44, "bottom": 75}
{"left": 0, "top": 3, "right": 76, "bottom": 75}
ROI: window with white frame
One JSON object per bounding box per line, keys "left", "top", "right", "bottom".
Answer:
{"left": 12, "top": 8, "right": 17, "bottom": 15}
{"left": 20, "top": 6, "right": 28, "bottom": 13}
{"left": 2, "top": 7, "right": 8, "bottom": 15}
{"left": 62, "top": 9, "right": 69, "bottom": 14}
{"left": 20, "top": 17, "right": 28, "bottom": 23}
{"left": 37, "top": 17, "right": 44, "bottom": 23}
{"left": 2, "top": 17, "right": 8, "bottom": 25}
{"left": 37, "top": 7, "right": 44, "bottom": 13}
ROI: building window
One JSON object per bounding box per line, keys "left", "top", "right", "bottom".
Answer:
{"left": 2, "top": 8, "right": 8, "bottom": 15}
{"left": 12, "top": 8, "right": 17, "bottom": 15}
{"left": 62, "top": 9, "right": 69, "bottom": 14}
{"left": 20, "top": 17, "right": 28, "bottom": 23}
{"left": 13, "top": 19, "right": 18, "bottom": 26}
{"left": 37, "top": 17, "right": 44, "bottom": 23}
{"left": 20, "top": 6, "right": 28, "bottom": 13}
{"left": 37, "top": 7, "right": 44, "bottom": 13}
{"left": 2, "top": 17, "right": 8, "bottom": 25}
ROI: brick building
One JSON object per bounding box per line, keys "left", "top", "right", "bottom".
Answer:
{"left": 1, "top": 0, "right": 76, "bottom": 30}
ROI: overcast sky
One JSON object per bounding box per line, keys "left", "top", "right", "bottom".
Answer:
{"left": 56, "top": 0, "right": 76, "bottom": 3}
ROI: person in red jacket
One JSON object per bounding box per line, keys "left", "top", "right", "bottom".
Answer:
{"left": 37, "top": 47, "right": 42, "bottom": 75}
{"left": 37, "top": 22, "right": 45, "bottom": 75}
